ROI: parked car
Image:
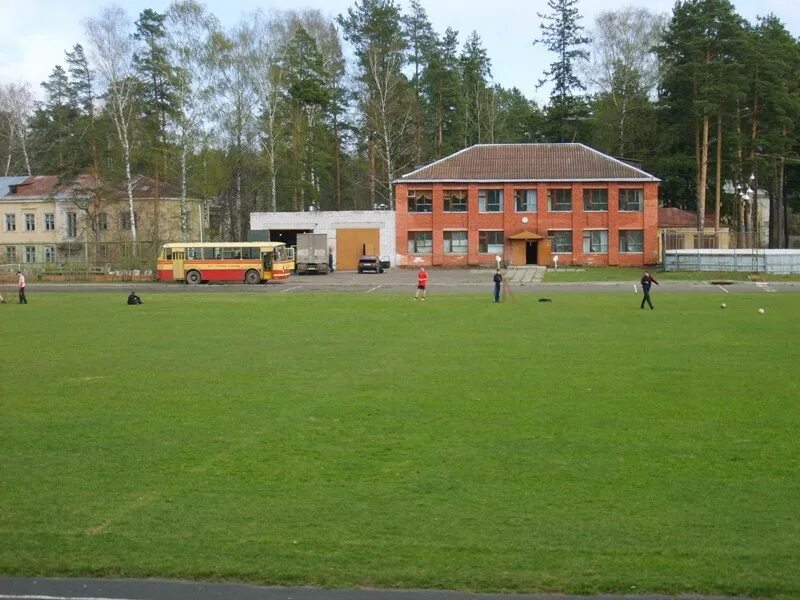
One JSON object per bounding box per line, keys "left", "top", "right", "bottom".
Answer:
{"left": 357, "top": 255, "right": 384, "bottom": 273}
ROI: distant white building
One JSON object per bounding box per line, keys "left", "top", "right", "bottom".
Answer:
{"left": 249, "top": 210, "right": 396, "bottom": 270}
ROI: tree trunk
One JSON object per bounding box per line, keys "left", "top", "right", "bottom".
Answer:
{"left": 333, "top": 113, "right": 342, "bottom": 211}
{"left": 698, "top": 115, "right": 709, "bottom": 233}
{"left": 714, "top": 113, "right": 722, "bottom": 243}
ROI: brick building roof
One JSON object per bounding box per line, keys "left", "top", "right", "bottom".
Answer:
{"left": 659, "top": 207, "right": 709, "bottom": 228}
{"left": 397, "top": 143, "right": 659, "bottom": 183}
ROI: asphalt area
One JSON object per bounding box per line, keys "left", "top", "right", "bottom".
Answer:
{"left": 0, "top": 577, "right": 753, "bottom": 600}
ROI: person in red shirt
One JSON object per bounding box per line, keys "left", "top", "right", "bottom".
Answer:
{"left": 414, "top": 267, "right": 428, "bottom": 300}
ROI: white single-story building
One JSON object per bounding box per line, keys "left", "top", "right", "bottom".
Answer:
{"left": 250, "top": 209, "right": 396, "bottom": 270}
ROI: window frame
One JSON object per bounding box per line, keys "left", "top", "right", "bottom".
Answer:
{"left": 443, "top": 230, "right": 468, "bottom": 254}
{"left": 583, "top": 189, "right": 608, "bottom": 211}
{"left": 582, "top": 229, "right": 609, "bottom": 254}
{"left": 619, "top": 188, "right": 644, "bottom": 212}
{"left": 619, "top": 230, "right": 644, "bottom": 253}
{"left": 24, "top": 213, "right": 35, "bottom": 232}
{"left": 4, "top": 213, "right": 15, "bottom": 231}
{"left": 478, "top": 230, "right": 504, "bottom": 254}
{"left": 514, "top": 189, "right": 537, "bottom": 212}
{"left": 443, "top": 190, "right": 468, "bottom": 212}
{"left": 44, "top": 213, "right": 55, "bottom": 231}
{"left": 549, "top": 230, "right": 573, "bottom": 253}
{"left": 24, "top": 245, "right": 36, "bottom": 263}
{"left": 5, "top": 246, "right": 17, "bottom": 262}
{"left": 44, "top": 246, "right": 56, "bottom": 263}
{"left": 407, "top": 190, "right": 433, "bottom": 213}
{"left": 478, "top": 189, "right": 504, "bottom": 213}
{"left": 98, "top": 212, "right": 108, "bottom": 231}
{"left": 547, "top": 189, "right": 572, "bottom": 212}
{"left": 66, "top": 211, "right": 78, "bottom": 238}
{"left": 408, "top": 231, "right": 433, "bottom": 254}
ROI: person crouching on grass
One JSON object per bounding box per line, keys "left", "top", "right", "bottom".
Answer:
{"left": 640, "top": 271, "right": 659, "bottom": 309}
{"left": 414, "top": 267, "right": 428, "bottom": 300}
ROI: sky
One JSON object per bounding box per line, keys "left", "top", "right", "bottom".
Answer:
{"left": 1, "top": 0, "right": 799, "bottom": 105}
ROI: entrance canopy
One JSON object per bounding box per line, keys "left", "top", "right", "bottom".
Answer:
{"left": 508, "top": 230, "right": 543, "bottom": 240}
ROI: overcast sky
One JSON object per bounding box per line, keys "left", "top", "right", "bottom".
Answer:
{"left": 2, "top": 0, "right": 799, "bottom": 104}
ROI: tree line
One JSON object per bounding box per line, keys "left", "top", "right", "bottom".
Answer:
{"left": 0, "top": 0, "right": 798, "bottom": 247}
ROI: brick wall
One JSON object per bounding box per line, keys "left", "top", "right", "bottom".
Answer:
{"left": 395, "top": 182, "right": 660, "bottom": 268}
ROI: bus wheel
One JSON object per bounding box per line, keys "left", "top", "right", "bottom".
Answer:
{"left": 186, "top": 270, "right": 202, "bottom": 285}
{"left": 244, "top": 269, "right": 261, "bottom": 284}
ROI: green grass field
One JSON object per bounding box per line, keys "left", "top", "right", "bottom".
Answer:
{"left": 542, "top": 266, "right": 800, "bottom": 282}
{"left": 1, "top": 291, "right": 799, "bottom": 597}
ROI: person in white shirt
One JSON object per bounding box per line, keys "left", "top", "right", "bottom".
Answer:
{"left": 17, "top": 270, "right": 27, "bottom": 304}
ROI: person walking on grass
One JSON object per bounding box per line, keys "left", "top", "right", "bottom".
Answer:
{"left": 640, "top": 271, "right": 659, "bottom": 309}
{"left": 17, "top": 270, "right": 27, "bottom": 304}
{"left": 493, "top": 269, "right": 503, "bottom": 303}
{"left": 414, "top": 267, "right": 428, "bottom": 300}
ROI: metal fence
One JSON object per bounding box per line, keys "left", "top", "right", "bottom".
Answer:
{"left": 1, "top": 241, "right": 161, "bottom": 279}
{"left": 664, "top": 249, "right": 800, "bottom": 274}
{"left": 661, "top": 230, "right": 759, "bottom": 252}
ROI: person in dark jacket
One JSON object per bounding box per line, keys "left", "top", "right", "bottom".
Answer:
{"left": 493, "top": 270, "right": 503, "bottom": 303}
{"left": 640, "top": 271, "right": 659, "bottom": 309}
{"left": 127, "top": 290, "right": 143, "bottom": 305}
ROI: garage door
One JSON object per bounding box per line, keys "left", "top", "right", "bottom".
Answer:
{"left": 336, "top": 228, "right": 380, "bottom": 270}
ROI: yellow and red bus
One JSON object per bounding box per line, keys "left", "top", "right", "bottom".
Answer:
{"left": 157, "top": 242, "right": 294, "bottom": 284}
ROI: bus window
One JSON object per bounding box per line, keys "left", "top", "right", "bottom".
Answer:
{"left": 274, "top": 246, "right": 285, "bottom": 261}
{"left": 263, "top": 253, "right": 273, "bottom": 269}
{"left": 187, "top": 247, "right": 201, "bottom": 259}
{"left": 164, "top": 248, "right": 173, "bottom": 260}
{"left": 204, "top": 247, "right": 221, "bottom": 260}
{"left": 222, "top": 247, "right": 240, "bottom": 259}
{"left": 243, "top": 247, "right": 259, "bottom": 260}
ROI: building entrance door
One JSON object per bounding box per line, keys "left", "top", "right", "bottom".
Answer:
{"left": 526, "top": 241, "right": 538, "bottom": 265}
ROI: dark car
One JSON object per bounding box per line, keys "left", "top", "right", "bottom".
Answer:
{"left": 357, "top": 255, "right": 384, "bottom": 274}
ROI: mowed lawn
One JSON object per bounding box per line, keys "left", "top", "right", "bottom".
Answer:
{"left": 1, "top": 291, "right": 799, "bottom": 598}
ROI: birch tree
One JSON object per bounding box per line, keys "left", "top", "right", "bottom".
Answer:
{"left": 85, "top": 5, "right": 140, "bottom": 244}
{"left": 0, "top": 82, "right": 34, "bottom": 176}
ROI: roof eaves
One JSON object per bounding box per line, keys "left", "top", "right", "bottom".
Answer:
{"left": 399, "top": 145, "right": 477, "bottom": 179}
{"left": 393, "top": 177, "right": 661, "bottom": 184}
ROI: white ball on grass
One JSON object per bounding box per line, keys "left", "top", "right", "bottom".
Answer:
{"left": 758, "top": 308, "right": 765, "bottom": 315}
{"left": 720, "top": 302, "right": 727, "bottom": 309}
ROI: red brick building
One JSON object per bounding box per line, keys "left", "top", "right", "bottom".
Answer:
{"left": 394, "top": 143, "right": 660, "bottom": 267}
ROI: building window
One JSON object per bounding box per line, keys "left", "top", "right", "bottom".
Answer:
{"left": 548, "top": 189, "right": 572, "bottom": 211}
{"left": 5, "top": 246, "right": 17, "bottom": 262}
{"left": 619, "top": 230, "right": 644, "bottom": 253}
{"left": 515, "top": 189, "right": 537, "bottom": 212}
{"left": 25, "top": 213, "right": 35, "bottom": 231}
{"left": 478, "top": 231, "right": 504, "bottom": 254}
{"left": 66, "top": 212, "right": 78, "bottom": 238}
{"left": 4, "top": 214, "right": 15, "bottom": 231}
{"left": 24, "top": 246, "right": 36, "bottom": 263}
{"left": 408, "top": 231, "right": 433, "bottom": 254}
{"left": 98, "top": 213, "right": 108, "bottom": 230}
{"left": 408, "top": 190, "right": 432, "bottom": 213}
{"left": 583, "top": 189, "right": 608, "bottom": 211}
{"left": 619, "top": 188, "right": 644, "bottom": 211}
{"left": 479, "top": 189, "right": 503, "bottom": 212}
{"left": 44, "top": 246, "right": 56, "bottom": 263}
{"left": 583, "top": 230, "right": 609, "bottom": 253}
{"left": 120, "top": 211, "right": 139, "bottom": 231}
{"left": 443, "top": 190, "right": 468, "bottom": 212}
{"left": 44, "top": 213, "right": 55, "bottom": 231}
{"left": 443, "top": 231, "right": 468, "bottom": 254}
{"left": 549, "top": 230, "right": 573, "bottom": 253}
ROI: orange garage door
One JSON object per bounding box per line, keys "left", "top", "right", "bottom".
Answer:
{"left": 336, "top": 228, "right": 380, "bottom": 270}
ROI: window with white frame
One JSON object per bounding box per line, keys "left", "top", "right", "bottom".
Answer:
{"left": 66, "top": 212, "right": 78, "bottom": 237}
{"left": 478, "top": 230, "right": 504, "bottom": 254}
{"left": 5, "top": 246, "right": 17, "bottom": 262}
{"left": 583, "top": 230, "right": 609, "bottom": 253}
{"left": 44, "top": 213, "right": 55, "bottom": 231}
{"left": 443, "top": 190, "right": 468, "bottom": 212}
{"left": 25, "top": 213, "right": 35, "bottom": 231}
{"left": 619, "top": 230, "right": 644, "bottom": 253}
{"left": 515, "top": 189, "right": 537, "bottom": 212}
{"left": 4, "top": 214, "right": 15, "bottom": 231}
{"left": 549, "top": 230, "right": 572, "bottom": 252}
{"left": 44, "top": 246, "right": 55, "bottom": 263}
{"left": 619, "top": 188, "right": 644, "bottom": 211}
{"left": 24, "top": 246, "right": 36, "bottom": 263}
{"left": 583, "top": 189, "right": 608, "bottom": 211}
{"left": 408, "top": 190, "right": 432, "bottom": 213}
{"left": 408, "top": 231, "right": 433, "bottom": 254}
{"left": 443, "top": 231, "right": 468, "bottom": 254}
{"left": 98, "top": 212, "right": 108, "bottom": 230}
{"left": 547, "top": 189, "right": 572, "bottom": 211}
{"left": 478, "top": 189, "right": 503, "bottom": 212}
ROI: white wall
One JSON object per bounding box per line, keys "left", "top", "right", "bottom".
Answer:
{"left": 250, "top": 210, "right": 397, "bottom": 265}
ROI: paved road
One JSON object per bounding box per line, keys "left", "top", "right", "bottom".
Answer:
{"left": 0, "top": 577, "right": 751, "bottom": 600}
{"left": 14, "top": 268, "right": 800, "bottom": 296}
